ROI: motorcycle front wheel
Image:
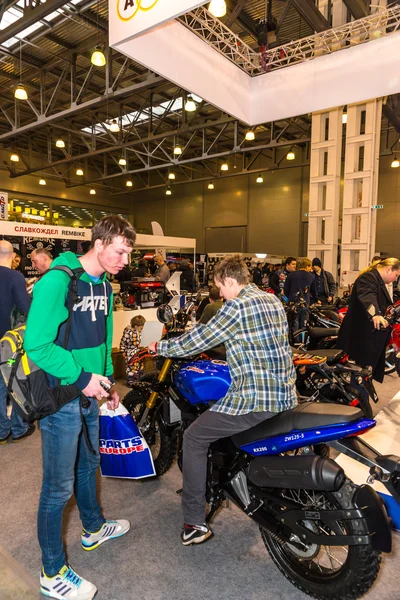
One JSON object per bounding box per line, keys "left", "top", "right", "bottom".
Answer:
{"left": 123, "top": 387, "right": 177, "bottom": 476}
{"left": 261, "top": 479, "right": 381, "bottom": 600}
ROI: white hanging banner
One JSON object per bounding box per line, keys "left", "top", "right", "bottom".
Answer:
{"left": 0, "top": 220, "right": 91, "bottom": 240}
{"left": 110, "top": 0, "right": 206, "bottom": 46}
{"left": 0, "top": 192, "right": 8, "bottom": 221}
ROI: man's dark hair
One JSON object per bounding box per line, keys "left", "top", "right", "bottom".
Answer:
{"left": 33, "top": 248, "right": 53, "bottom": 259}
{"left": 285, "top": 256, "right": 296, "bottom": 266}
{"left": 91, "top": 215, "right": 136, "bottom": 248}
{"left": 213, "top": 254, "right": 249, "bottom": 285}
{"left": 209, "top": 285, "right": 221, "bottom": 302}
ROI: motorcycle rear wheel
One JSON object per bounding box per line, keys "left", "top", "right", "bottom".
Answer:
{"left": 123, "top": 388, "right": 177, "bottom": 476}
{"left": 261, "top": 479, "right": 381, "bottom": 600}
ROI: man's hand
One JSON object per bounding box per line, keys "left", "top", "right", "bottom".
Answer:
{"left": 372, "top": 315, "right": 389, "bottom": 330}
{"left": 82, "top": 374, "right": 112, "bottom": 401}
{"left": 148, "top": 342, "right": 158, "bottom": 354}
{"left": 106, "top": 388, "right": 120, "bottom": 410}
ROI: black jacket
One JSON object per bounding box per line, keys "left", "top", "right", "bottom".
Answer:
{"left": 336, "top": 269, "right": 392, "bottom": 382}
{"left": 284, "top": 271, "right": 317, "bottom": 305}
{"left": 270, "top": 268, "right": 287, "bottom": 295}
{"left": 252, "top": 267, "right": 262, "bottom": 286}
{"left": 314, "top": 269, "right": 336, "bottom": 302}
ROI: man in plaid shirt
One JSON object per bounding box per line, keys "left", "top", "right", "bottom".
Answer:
{"left": 149, "top": 255, "right": 297, "bottom": 545}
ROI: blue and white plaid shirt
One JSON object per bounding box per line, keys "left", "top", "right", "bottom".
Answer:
{"left": 157, "top": 284, "right": 297, "bottom": 416}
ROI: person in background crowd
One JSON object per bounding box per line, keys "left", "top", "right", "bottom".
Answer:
{"left": 312, "top": 258, "right": 336, "bottom": 304}
{"left": 31, "top": 248, "right": 53, "bottom": 275}
{"left": 25, "top": 216, "right": 135, "bottom": 600}
{"left": 199, "top": 286, "right": 223, "bottom": 324}
{"left": 252, "top": 262, "right": 263, "bottom": 287}
{"left": 337, "top": 258, "right": 400, "bottom": 382}
{"left": 270, "top": 256, "right": 297, "bottom": 296}
{"left": 133, "top": 258, "right": 147, "bottom": 278}
{"left": 120, "top": 315, "right": 146, "bottom": 385}
{"left": 148, "top": 255, "right": 296, "bottom": 546}
{"left": 168, "top": 261, "right": 177, "bottom": 273}
{"left": 180, "top": 259, "right": 195, "bottom": 292}
{"left": 0, "top": 240, "right": 33, "bottom": 444}
{"left": 11, "top": 250, "right": 21, "bottom": 271}
{"left": 284, "top": 257, "right": 317, "bottom": 330}
{"left": 262, "top": 262, "right": 272, "bottom": 277}
{"left": 153, "top": 254, "right": 170, "bottom": 284}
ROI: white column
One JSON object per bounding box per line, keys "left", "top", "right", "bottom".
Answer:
{"left": 340, "top": 99, "right": 382, "bottom": 286}
{"left": 307, "top": 107, "right": 343, "bottom": 280}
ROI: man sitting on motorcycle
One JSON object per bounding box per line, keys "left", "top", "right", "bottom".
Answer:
{"left": 148, "top": 255, "right": 297, "bottom": 545}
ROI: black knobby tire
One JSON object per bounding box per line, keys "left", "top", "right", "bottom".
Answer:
{"left": 123, "top": 387, "right": 177, "bottom": 476}
{"left": 261, "top": 479, "right": 381, "bottom": 600}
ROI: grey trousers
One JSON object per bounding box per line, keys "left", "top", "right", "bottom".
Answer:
{"left": 182, "top": 408, "right": 275, "bottom": 525}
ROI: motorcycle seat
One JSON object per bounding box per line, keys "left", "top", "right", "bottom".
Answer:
{"left": 309, "top": 327, "right": 339, "bottom": 339}
{"left": 231, "top": 403, "right": 363, "bottom": 448}
{"left": 303, "top": 348, "right": 346, "bottom": 365}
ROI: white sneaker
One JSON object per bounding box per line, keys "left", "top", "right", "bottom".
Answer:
{"left": 40, "top": 565, "right": 97, "bottom": 599}
{"left": 81, "top": 519, "right": 130, "bottom": 551}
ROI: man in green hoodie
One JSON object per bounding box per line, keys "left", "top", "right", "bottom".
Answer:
{"left": 25, "top": 215, "right": 136, "bottom": 600}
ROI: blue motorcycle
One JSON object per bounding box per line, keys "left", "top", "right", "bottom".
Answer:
{"left": 123, "top": 303, "right": 400, "bottom": 600}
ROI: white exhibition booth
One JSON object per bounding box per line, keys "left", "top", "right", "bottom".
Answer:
{"left": 0, "top": 220, "right": 196, "bottom": 349}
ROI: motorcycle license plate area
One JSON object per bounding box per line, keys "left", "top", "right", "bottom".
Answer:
{"left": 336, "top": 394, "right": 400, "bottom": 530}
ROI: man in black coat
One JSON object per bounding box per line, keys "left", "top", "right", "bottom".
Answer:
{"left": 312, "top": 258, "right": 336, "bottom": 304}
{"left": 337, "top": 259, "right": 400, "bottom": 382}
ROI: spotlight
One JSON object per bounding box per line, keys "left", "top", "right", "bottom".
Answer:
{"left": 118, "top": 156, "right": 127, "bottom": 166}
{"left": 168, "top": 172, "right": 176, "bottom": 180}
{"left": 286, "top": 151, "right": 295, "bottom": 161}
{"left": 126, "top": 180, "right": 133, "bottom": 187}
{"left": 208, "top": 182, "right": 214, "bottom": 190}
{"left": 208, "top": 0, "right": 227, "bottom": 18}
{"left": 166, "top": 186, "right": 172, "bottom": 196}
{"left": 245, "top": 130, "right": 255, "bottom": 141}
{"left": 221, "top": 162, "right": 229, "bottom": 171}
{"left": 184, "top": 95, "right": 196, "bottom": 112}
{"left": 10, "top": 153, "right": 20, "bottom": 162}
{"left": 90, "top": 189, "right": 96, "bottom": 195}
{"left": 391, "top": 157, "right": 400, "bottom": 168}
{"left": 76, "top": 168, "right": 84, "bottom": 176}
{"left": 91, "top": 46, "right": 106, "bottom": 67}
{"left": 39, "top": 178, "right": 46, "bottom": 185}
{"left": 56, "top": 138, "right": 65, "bottom": 148}
{"left": 174, "top": 145, "right": 182, "bottom": 155}
{"left": 256, "top": 174, "right": 263, "bottom": 183}
{"left": 14, "top": 83, "right": 28, "bottom": 100}
{"left": 109, "top": 119, "right": 120, "bottom": 133}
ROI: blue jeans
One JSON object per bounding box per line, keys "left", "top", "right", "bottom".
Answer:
{"left": 0, "top": 372, "right": 28, "bottom": 439}
{"left": 38, "top": 397, "right": 105, "bottom": 576}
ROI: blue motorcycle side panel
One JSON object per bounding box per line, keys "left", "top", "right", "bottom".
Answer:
{"left": 240, "top": 419, "right": 376, "bottom": 456}
{"left": 174, "top": 360, "right": 231, "bottom": 405}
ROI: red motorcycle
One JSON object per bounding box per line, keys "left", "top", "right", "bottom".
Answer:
{"left": 385, "top": 300, "right": 400, "bottom": 376}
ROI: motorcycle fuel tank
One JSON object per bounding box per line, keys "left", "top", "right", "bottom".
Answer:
{"left": 174, "top": 359, "right": 231, "bottom": 405}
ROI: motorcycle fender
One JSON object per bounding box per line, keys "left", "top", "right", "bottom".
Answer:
{"left": 353, "top": 484, "right": 392, "bottom": 552}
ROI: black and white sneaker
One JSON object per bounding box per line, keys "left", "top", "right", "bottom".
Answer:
{"left": 181, "top": 523, "right": 213, "bottom": 546}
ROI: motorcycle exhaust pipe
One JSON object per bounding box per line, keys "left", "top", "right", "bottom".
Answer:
{"left": 248, "top": 455, "right": 345, "bottom": 492}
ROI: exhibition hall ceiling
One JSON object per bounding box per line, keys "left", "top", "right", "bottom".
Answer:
{"left": 0, "top": 0, "right": 399, "bottom": 196}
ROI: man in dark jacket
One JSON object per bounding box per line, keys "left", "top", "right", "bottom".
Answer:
{"left": 252, "top": 262, "right": 263, "bottom": 287}
{"left": 312, "top": 258, "right": 336, "bottom": 304}
{"left": 284, "top": 258, "right": 317, "bottom": 330}
{"left": 337, "top": 258, "right": 400, "bottom": 382}
{"left": 270, "top": 257, "right": 297, "bottom": 296}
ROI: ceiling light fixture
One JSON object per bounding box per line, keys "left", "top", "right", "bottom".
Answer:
{"left": 208, "top": 0, "right": 227, "bottom": 18}
{"left": 208, "top": 182, "right": 214, "bottom": 190}
{"left": 166, "top": 186, "right": 172, "bottom": 196}
{"left": 118, "top": 156, "right": 127, "bottom": 166}
{"left": 39, "top": 178, "right": 46, "bottom": 185}
{"left": 14, "top": 83, "right": 28, "bottom": 100}
{"left": 109, "top": 119, "right": 120, "bottom": 133}
{"left": 91, "top": 46, "right": 106, "bottom": 67}
{"left": 221, "top": 162, "right": 229, "bottom": 171}
{"left": 90, "top": 188, "right": 96, "bottom": 194}
{"left": 391, "top": 157, "right": 400, "bottom": 168}
{"left": 126, "top": 180, "right": 133, "bottom": 187}
{"left": 168, "top": 172, "right": 176, "bottom": 180}
{"left": 76, "top": 168, "right": 84, "bottom": 176}
{"left": 184, "top": 95, "right": 196, "bottom": 112}
{"left": 286, "top": 151, "right": 295, "bottom": 160}
{"left": 173, "top": 144, "right": 182, "bottom": 155}
{"left": 56, "top": 138, "right": 65, "bottom": 148}
{"left": 245, "top": 130, "right": 255, "bottom": 141}
{"left": 256, "top": 174, "right": 263, "bottom": 183}
{"left": 10, "top": 152, "right": 20, "bottom": 162}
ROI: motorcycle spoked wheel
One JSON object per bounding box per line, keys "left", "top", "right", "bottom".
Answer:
{"left": 261, "top": 479, "right": 381, "bottom": 600}
{"left": 123, "top": 388, "right": 177, "bottom": 476}
{"left": 384, "top": 345, "right": 397, "bottom": 375}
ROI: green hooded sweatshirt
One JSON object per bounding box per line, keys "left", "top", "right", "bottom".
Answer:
{"left": 24, "top": 251, "right": 114, "bottom": 390}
